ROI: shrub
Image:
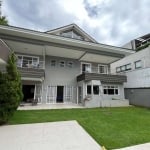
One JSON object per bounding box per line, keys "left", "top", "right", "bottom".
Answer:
{"left": 0, "top": 52, "right": 23, "bottom": 125}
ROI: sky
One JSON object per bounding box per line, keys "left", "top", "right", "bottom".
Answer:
{"left": 1, "top": 0, "right": 150, "bottom": 46}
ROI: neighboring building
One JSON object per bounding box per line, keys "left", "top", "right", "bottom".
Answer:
{"left": 111, "top": 34, "right": 150, "bottom": 107}
{"left": 123, "top": 33, "right": 150, "bottom": 50}
{"left": 0, "top": 24, "right": 134, "bottom": 107}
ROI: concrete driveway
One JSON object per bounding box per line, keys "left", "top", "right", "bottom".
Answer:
{"left": 0, "top": 121, "right": 101, "bottom": 150}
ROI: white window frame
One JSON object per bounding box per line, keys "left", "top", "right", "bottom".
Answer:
{"left": 135, "top": 60, "right": 142, "bottom": 69}
{"left": 93, "top": 85, "right": 100, "bottom": 95}
{"left": 50, "top": 60, "right": 57, "bottom": 67}
{"left": 86, "top": 84, "right": 92, "bottom": 95}
{"left": 17, "top": 54, "right": 39, "bottom": 68}
{"left": 67, "top": 61, "right": 73, "bottom": 68}
{"left": 103, "top": 85, "right": 119, "bottom": 95}
{"left": 125, "top": 63, "right": 131, "bottom": 70}
{"left": 81, "top": 62, "right": 91, "bottom": 74}
{"left": 116, "top": 67, "right": 121, "bottom": 73}
{"left": 59, "top": 60, "right": 65, "bottom": 67}
{"left": 98, "top": 64, "right": 108, "bottom": 74}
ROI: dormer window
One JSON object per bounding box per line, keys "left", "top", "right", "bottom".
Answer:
{"left": 60, "top": 30, "right": 84, "bottom": 40}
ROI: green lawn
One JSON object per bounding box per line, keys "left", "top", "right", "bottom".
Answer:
{"left": 8, "top": 107, "right": 150, "bottom": 149}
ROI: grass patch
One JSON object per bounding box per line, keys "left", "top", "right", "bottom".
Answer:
{"left": 8, "top": 107, "right": 150, "bottom": 149}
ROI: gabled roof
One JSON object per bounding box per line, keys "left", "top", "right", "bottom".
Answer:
{"left": 46, "top": 23, "right": 97, "bottom": 43}
{"left": 0, "top": 25, "right": 134, "bottom": 64}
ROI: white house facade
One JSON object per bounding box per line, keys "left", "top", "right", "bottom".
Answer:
{"left": 0, "top": 24, "right": 134, "bottom": 107}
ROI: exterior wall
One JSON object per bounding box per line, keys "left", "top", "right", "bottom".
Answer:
{"left": 100, "top": 100, "right": 129, "bottom": 107}
{"left": 42, "top": 56, "right": 81, "bottom": 104}
{"left": 122, "top": 41, "right": 135, "bottom": 49}
{"left": 111, "top": 46, "right": 150, "bottom": 74}
{"left": 78, "top": 80, "right": 126, "bottom": 108}
{"left": 111, "top": 46, "right": 150, "bottom": 88}
{"left": 102, "top": 84, "right": 125, "bottom": 100}
{"left": 124, "top": 68, "right": 150, "bottom": 88}
{"left": 15, "top": 53, "right": 127, "bottom": 107}
{"left": 125, "top": 88, "right": 150, "bottom": 108}
{"left": 111, "top": 46, "right": 150, "bottom": 107}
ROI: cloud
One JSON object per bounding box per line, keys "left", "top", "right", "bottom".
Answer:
{"left": 2, "top": 0, "right": 150, "bottom": 46}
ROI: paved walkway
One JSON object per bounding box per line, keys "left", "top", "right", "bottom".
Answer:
{"left": 0, "top": 121, "right": 101, "bottom": 150}
{"left": 18, "top": 103, "right": 84, "bottom": 110}
{"left": 115, "top": 143, "right": 150, "bottom": 150}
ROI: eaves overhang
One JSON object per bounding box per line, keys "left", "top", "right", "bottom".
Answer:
{"left": 0, "top": 25, "right": 134, "bottom": 57}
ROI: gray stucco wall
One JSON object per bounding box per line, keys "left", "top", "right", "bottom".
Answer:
{"left": 42, "top": 56, "right": 81, "bottom": 103}
{"left": 78, "top": 80, "right": 125, "bottom": 108}
{"left": 125, "top": 88, "right": 150, "bottom": 107}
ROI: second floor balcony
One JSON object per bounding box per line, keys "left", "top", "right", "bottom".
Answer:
{"left": 17, "top": 55, "right": 45, "bottom": 79}
{"left": 77, "top": 65, "right": 127, "bottom": 83}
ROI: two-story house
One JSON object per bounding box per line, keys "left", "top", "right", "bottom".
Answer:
{"left": 0, "top": 24, "right": 134, "bottom": 107}
{"left": 111, "top": 34, "right": 150, "bottom": 107}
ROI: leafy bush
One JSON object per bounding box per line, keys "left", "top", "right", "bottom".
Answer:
{"left": 0, "top": 52, "right": 23, "bottom": 125}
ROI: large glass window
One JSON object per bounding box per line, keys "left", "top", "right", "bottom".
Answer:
{"left": 135, "top": 60, "right": 142, "bottom": 69}
{"left": 81, "top": 63, "right": 91, "bottom": 73}
{"left": 17, "top": 55, "right": 39, "bottom": 68}
{"left": 93, "top": 85, "right": 99, "bottom": 95}
{"left": 103, "top": 85, "right": 119, "bottom": 95}
{"left": 87, "top": 85, "right": 91, "bottom": 94}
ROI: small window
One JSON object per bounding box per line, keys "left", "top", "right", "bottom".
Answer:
{"left": 115, "top": 89, "right": 118, "bottom": 94}
{"left": 93, "top": 85, "right": 99, "bottom": 95}
{"left": 81, "top": 63, "right": 91, "bottom": 73}
{"left": 125, "top": 64, "right": 131, "bottom": 70}
{"left": 68, "top": 62, "right": 73, "bottom": 68}
{"left": 135, "top": 60, "right": 142, "bottom": 69}
{"left": 98, "top": 65, "right": 107, "bottom": 74}
{"left": 51, "top": 60, "right": 56, "bottom": 67}
{"left": 87, "top": 85, "right": 91, "bottom": 94}
{"left": 116, "top": 67, "right": 121, "bottom": 73}
{"left": 103, "top": 85, "right": 119, "bottom": 95}
{"left": 59, "top": 61, "right": 65, "bottom": 67}
{"left": 121, "top": 66, "right": 125, "bottom": 71}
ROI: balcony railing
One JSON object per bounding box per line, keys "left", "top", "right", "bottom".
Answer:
{"left": 17, "top": 59, "right": 45, "bottom": 69}
{"left": 82, "top": 66, "right": 125, "bottom": 76}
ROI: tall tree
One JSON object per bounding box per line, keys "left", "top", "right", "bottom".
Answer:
{"left": 0, "top": 0, "right": 8, "bottom": 25}
{"left": 0, "top": 16, "right": 8, "bottom": 25}
{"left": 0, "top": 52, "right": 23, "bottom": 125}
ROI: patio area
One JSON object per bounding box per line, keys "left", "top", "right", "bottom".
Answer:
{"left": 0, "top": 121, "right": 101, "bottom": 150}
{"left": 18, "top": 103, "right": 84, "bottom": 110}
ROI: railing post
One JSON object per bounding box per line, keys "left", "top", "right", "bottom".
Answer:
{"left": 43, "top": 45, "right": 46, "bottom": 69}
